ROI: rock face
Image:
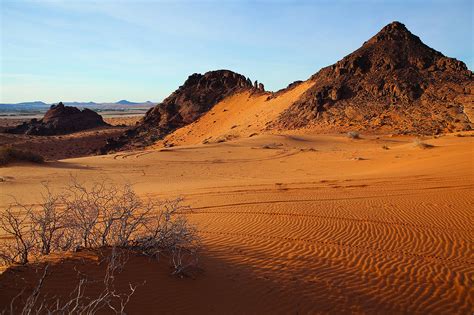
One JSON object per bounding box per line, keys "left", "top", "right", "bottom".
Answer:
{"left": 103, "top": 70, "right": 253, "bottom": 151}
{"left": 275, "top": 21, "right": 473, "bottom": 134}
{"left": 6, "top": 102, "right": 109, "bottom": 135}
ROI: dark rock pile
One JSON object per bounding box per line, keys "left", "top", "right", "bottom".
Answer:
{"left": 6, "top": 102, "right": 109, "bottom": 136}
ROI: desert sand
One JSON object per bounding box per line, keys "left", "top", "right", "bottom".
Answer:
{"left": 0, "top": 115, "right": 141, "bottom": 161}
{"left": 1, "top": 19, "right": 473, "bottom": 315}
{"left": 1, "top": 131, "right": 472, "bottom": 313}
{"left": 158, "top": 81, "right": 314, "bottom": 147}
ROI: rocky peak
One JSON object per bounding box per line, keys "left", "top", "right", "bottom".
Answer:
{"left": 276, "top": 21, "right": 473, "bottom": 134}
{"left": 142, "top": 70, "right": 253, "bottom": 128}
{"left": 316, "top": 20, "right": 469, "bottom": 83}
{"left": 368, "top": 21, "right": 417, "bottom": 43}
{"left": 103, "top": 70, "right": 255, "bottom": 151}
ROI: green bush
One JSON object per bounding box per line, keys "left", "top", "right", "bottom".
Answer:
{"left": 0, "top": 146, "right": 44, "bottom": 166}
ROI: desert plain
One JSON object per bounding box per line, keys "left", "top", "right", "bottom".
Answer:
{"left": 0, "top": 20, "right": 473, "bottom": 314}
{"left": 0, "top": 127, "right": 472, "bottom": 313}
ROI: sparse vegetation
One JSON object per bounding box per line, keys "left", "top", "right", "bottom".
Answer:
{"left": 0, "top": 179, "right": 200, "bottom": 276}
{"left": 347, "top": 131, "right": 360, "bottom": 139}
{"left": 0, "top": 146, "right": 44, "bottom": 166}
{"left": 299, "top": 147, "right": 317, "bottom": 152}
{"left": 0, "top": 179, "right": 200, "bottom": 312}
{"left": 382, "top": 145, "right": 390, "bottom": 150}
{"left": 275, "top": 183, "right": 288, "bottom": 191}
{"left": 0, "top": 207, "right": 35, "bottom": 265}
{"left": 5, "top": 247, "right": 142, "bottom": 315}
{"left": 413, "top": 138, "right": 434, "bottom": 149}
{"left": 261, "top": 143, "right": 283, "bottom": 149}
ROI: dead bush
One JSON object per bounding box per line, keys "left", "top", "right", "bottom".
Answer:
{"left": 261, "top": 143, "right": 283, "bottom": 149}
{"left": 132, "top": 198, "right": 199, "bottom": 276}
{"left": 0, "top": 147, "right": 44, "bottom": 166}
{"left": 0, "top": 207, "right": 35, "bottom": 265}
{"left": 413, "top": 138, "right": 434, "bottom": 149}
{"left": 0, "top": 179, "right": 200, "bottom": 276}
{"left": 5, "top": 247, "right": 142, "bottom": 315}
{"left": 60, "top": 178, "right": 151, "bottom": 249}
{"left": 347, "top": 131, "right": 360, "bottom": 139}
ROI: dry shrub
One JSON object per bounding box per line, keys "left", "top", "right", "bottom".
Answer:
{"left": 413, "top": 138, "right": 434, "bottom": 149}
{"left": 261, "top": 143, "right": 283, "bottom": 149}
{"left": 5, "top": 247, "right": 142, "bottom": 315}
{"left": 0, "top": 179, "right": 200, "bottom": 276}
{"left": 0, "top": 207, "right": 35, "bottom": 265}
{"left": 1, "top": 179, "right": 200, "bottom": 313}
{"left": 0, "top": 147, "right": 44, "bottom": 166}
{"left": 347, "top": 131, "right": 361, "bottom": 139}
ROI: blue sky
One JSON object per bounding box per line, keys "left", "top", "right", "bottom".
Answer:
{"left": 1, "top": 0, "right": 472, "bottom": 103}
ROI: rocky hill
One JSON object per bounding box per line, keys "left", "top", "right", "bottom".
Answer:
{"left": 103, "top": 70, "right": 260, "bottom": 151}
{"left": 6, "top": 102, "right": 109, "bottom": 135}
{"left": 274, "top": 21, "right": 473, "bottom": 134}
{"left": 103, "top": 22, "right": 473, "bottom": 152}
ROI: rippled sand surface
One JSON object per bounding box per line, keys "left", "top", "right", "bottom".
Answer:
{"left": 0, "top": 133, "right": 472, "bottom": 313}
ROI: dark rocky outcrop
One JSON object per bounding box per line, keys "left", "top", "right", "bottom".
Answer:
{"left": 102, "top": 21, "right": 473, "bottom": 153}
{"left": 6, "top": 102, "right": 109, "bottom": 136}
{"left": 274, "top": 21, "right": 473, "bottom": 134}
{"left": 103, "top": 70, "right": 254, "bottom": 151}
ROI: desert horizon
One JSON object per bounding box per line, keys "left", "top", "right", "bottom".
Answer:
{"left": 0, "top": 1, "right": 473, "bottom": 314}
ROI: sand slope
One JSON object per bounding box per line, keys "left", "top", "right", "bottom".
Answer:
{"left": 158, "top": 81, "right": 313, "bottom": 147}
{"left": 0, "top": 133, "right": 473, "bottom": 313}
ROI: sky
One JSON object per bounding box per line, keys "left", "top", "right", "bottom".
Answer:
{"left": 0, "top": 0, "right": 472, "bottom": 103}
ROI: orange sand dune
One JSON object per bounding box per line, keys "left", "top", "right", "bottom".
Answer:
{"left": 158, "top": 81, "right": 313, "bottom": 147}
{"left": 0, "top": 133, "right": 473, "bottom": 313}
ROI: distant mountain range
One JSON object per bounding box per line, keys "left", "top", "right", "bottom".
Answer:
{"left": 0, "top": 100, "right": 155, "bottom": 107}
{"left": 1, "top": 101, "right": 49, "bottom": 106}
